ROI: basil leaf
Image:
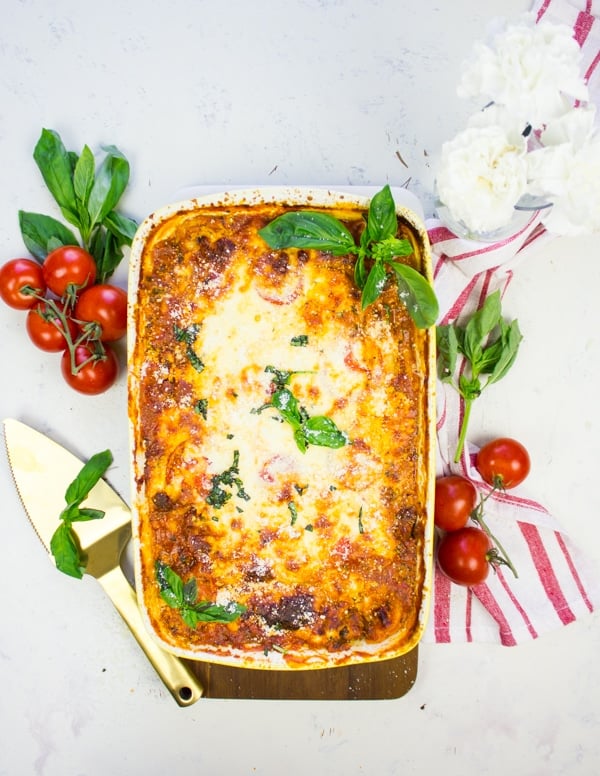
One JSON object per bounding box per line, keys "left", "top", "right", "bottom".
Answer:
{"left": 288, "top": 501, "right": 298, "bottom": 525}
{"left": 174, "top": 323, "right": 200, "bottom": 344}
{"left": 33, "top": 129, "right": 79, "bottom": 227}
{"left": 354, "top": 252, "right": 368, "bottom": 289}
{"left": 89, "top": 228, "right": 125, "bottom": 282}
{"left": 194, "top": 398, "right": 209, "bottom": 419}
{"left": 63, "top": 449, "right": 113, "bottom": 510}
{"left": 73, "top": 145, "right": 95, "bottom": 238}
{"left": 290, "top": 334, "right": 308, "bottom": 347}
{"left": 18, "top": 210, "right": 79, "bottom": 260}
{"left": 258, "top": 211, "right": 356, "bottom": 255}
{"left": 73, "top": 145, "right": 95, "bottom": 211}
{"left": 183, "top": 578, "right": 198, "bottom": 606}
{"left": 67, "top": 150, "right": 79, "bottom": 173}
{"left": 183, "top": 601, "right": 247, "bottom": 626}
{"left": 366, "top": 184, "right": 397, "bottom": 243}
{"left": 156, "top": 560, "right": 184, "bottom": 608}
{"left": 50, "top": 523, "right": 84, "bottom": 579}
{"left": 293, "top": 429, "right": 308, "bottom": 453}
{"left": 436, "top": 324, "right": 458, "bottom": 382}
{"left": 271, "top": 388, "right": 302, "bottom": 428}
{"left": 462, "top": 291, "right": 501, "bottom": 363}
{"left": 302, "top": 415, "right": 348, "bottom": 449}
{"left": 103, "top": 210, "right": 138, "bottom": 246}
{"left": 474, "top": 335, "right": 505, "bottom": 375}
{"left": 390, "top": 262, "right": 439, "bottom": 329}
{"left": 361, "top": 262, "right": 388, "bottom": 308}
{"left": 87, "top": 146, "right": 130, "bottom": 232}
{"left": 71, "top": 507, "right": 106, "bottom": 522}
{"left": 488, "top": 320, "right": 523, "bottom": 385}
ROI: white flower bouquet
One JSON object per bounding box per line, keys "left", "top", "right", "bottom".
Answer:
{"left": 436, "top": 14, "right": 600, "bottom": 238}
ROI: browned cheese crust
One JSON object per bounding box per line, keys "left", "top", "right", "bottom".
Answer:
{"left": 129, "top": 200, "right": 432, "bottom": 667}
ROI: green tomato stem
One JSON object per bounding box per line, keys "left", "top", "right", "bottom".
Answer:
{"left": 32, "top": 291, "right": 106, "bottom": 374}
{"left": 471, "top": 494, "right": 519, "bottom": 579}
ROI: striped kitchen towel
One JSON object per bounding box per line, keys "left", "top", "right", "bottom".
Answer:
{"left": 533, "top": 0, "right": 600, "bottom": 106}
{"left": 422, "top": 0, "right": 600, "bottom": 645}
{"left": 423, "top": 215, "right": 600, "bottom": 645}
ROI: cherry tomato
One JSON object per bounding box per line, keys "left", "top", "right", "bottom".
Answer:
{"left": 74, "top": 284, "right": 128, "bottom": 342}
{"left": 61, "top": 344, "right": 118, "bottom": 395}
{"left": 43, "top": 245, "right": 97, "bottom": 297}
{"left": 0, "top": 258, "right": 46, "bottom": 309}
{"left": 476, "top": 437, "right": 531, "bottom": 489}
{"left": 434, "top": 475, "right": 478, "bottom": 532}
{"left": 26, "top": 301, "right": 79, "bottom": 352}
{"left": 437, "top": 526, "right": 492, "bottom": 586}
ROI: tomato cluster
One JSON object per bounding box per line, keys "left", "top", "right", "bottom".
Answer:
{"left": 434, "top": 438, "right": 530, "bottom": 586}
{"left": 0, "top": 247, "right": 127, "bottom": 395}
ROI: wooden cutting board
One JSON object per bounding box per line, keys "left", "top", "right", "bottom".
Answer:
{"left": 187, "top": 647, "right": 418, "bottom": 700}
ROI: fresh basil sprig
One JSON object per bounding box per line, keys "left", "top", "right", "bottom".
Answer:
{"left": 253, "top": 366, "right": 348, "bottom": 453}
{"left": 437, "top": 290, "right": 522, "bottom": 462}
{"left": 49, "top": 449, "right": 113, "bottom": 579}
{"left": 155, "top": 561, "right": 246, "bottom": 627}
{"left": 18, "top": 128, "right": 137, "bottom": 282}
{"left": 258, "top": 185, "right": 438, "bottom": 328}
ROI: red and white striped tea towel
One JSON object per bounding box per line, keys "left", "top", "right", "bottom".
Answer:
{"left": 423, "top": 214, "right": 600, "bottom": 645}
{"left": 534, "top": 0, "right": 600, "bottom": 106}
{"left": 422, "top": 0, "right": 600, "bottom": 645}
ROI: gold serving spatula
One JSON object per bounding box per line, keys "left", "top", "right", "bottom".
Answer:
{"left": 3, "top": 418, "right": 204, "bottom": 706}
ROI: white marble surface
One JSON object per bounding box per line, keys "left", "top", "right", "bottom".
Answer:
{"left": 1, "top": 1, "right": 599, "bottom": 774}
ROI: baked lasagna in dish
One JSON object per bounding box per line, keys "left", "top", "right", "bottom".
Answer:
{"left": 128, "top": 187, "right": 435, "bottom": 669}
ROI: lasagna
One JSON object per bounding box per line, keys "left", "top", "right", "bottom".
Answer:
{"left": 128, "top": 188, "right": 435, "bottom": 669}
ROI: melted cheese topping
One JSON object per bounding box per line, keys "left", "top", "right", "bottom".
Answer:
{"left": 129, "top": 200, "right": 434, "bottom": 668}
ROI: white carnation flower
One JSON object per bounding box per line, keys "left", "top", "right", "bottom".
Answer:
{"left": 540, "top": 103, "right": 597, "bottom": 147}
{"left": 437, "top": 126, "right": 528, "bottom": 233}
{"left": 527, "top": 133, "right": 600, "bottom": 235}
{"left": 458, "top": 17, "right": 588, "bottom": 129}
{"left": 467, "top": 102, "right": 528, "bottom": 144}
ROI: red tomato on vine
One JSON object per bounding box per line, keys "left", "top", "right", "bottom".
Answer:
{"left": 434, "top": 475, "right": 478, "bottom": 532}
{"left": 476, "top": 438, "right": 531, "bottom": 489}
{"left": 42, "top": 246, "right": 97, "bottom": 297}
{"left": 0, "top": 258, "right": 46, "bottom": 309}
{"left": 60, "top": 344, "right": 119, "bottom": 395}
{"left": 74, "top": 284, "right": 128, "bottom": 342}
{"left": 437, "top": 526, "right": 492, "bottom": 586}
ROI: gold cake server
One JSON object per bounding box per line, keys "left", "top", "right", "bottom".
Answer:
{"left": 3, "top": 418, "right": 204, "bottom": 706}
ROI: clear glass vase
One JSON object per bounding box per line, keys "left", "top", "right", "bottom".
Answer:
{"left": 435, "top": 194, "right": 552, "bottom": 243}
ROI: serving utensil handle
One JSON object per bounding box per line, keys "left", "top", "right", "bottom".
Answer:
{"left": 97, "top": 565, "right": 204, "bottom": 706}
